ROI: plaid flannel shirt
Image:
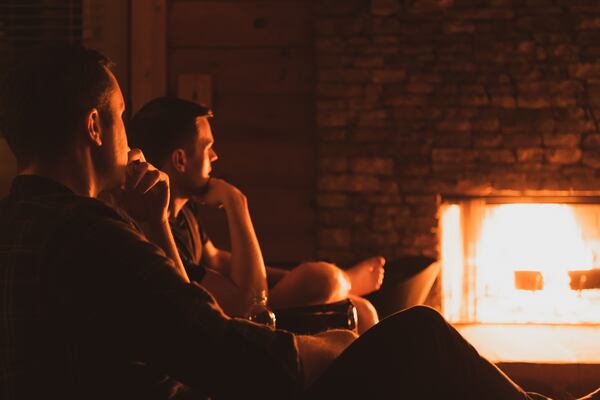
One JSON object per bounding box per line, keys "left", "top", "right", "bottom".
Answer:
{"left": 0, "top": 175, "right": 301, "bottom": 400}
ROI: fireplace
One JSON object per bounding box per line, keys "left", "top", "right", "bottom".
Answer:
{"left": 312, "top": 0, "right": 600, "bottom": 390}
{"left": 440, "top": 197, "right": 600, "bottom": 325}
{"left": 439, "top": 197, "right": 600, "bottom": 363}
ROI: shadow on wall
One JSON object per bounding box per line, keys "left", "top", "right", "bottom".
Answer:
{"left": 0, "top": 139, "right": 17, "bottom": 196}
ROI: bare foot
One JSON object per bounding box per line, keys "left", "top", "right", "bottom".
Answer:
{"left": 346, "top": 256, "right": 385, "bottom": 296}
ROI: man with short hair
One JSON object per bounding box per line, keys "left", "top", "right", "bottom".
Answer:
{"left": 1, "top": 45, "right": 595, "bottom": 400}
{"left": 128, "top": 96, "right": 384, "bottom": 333}
{"left": 0, "top": 45, "right": 311, "bottom": 399}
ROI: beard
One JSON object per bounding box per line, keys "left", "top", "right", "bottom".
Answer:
{"left": 93, "top": 144, "right": 127, "bottom": 194}
{"left": 183, "top": 175, "right": 211, "bottom": 198}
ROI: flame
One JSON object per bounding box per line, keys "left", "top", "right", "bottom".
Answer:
{"left": 440, "top": 204, "right": 463, "bottom": 322}
{"left": 441, "top": 202, "right": 600, "bottom": 324}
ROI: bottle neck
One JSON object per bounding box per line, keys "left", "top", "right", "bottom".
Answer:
{"left": 252, "top": 289, "right": 268, "bottom": 306}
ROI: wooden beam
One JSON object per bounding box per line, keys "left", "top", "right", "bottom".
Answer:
{"left": 131, "top": 0, "right": 166, "bottom": 112}
{"left": 82, "top": 0, "right": 130, "bottom": 101}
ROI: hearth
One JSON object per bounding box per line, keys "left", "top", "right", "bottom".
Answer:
{"left": 439, "top": 197, "right": 600, "bottom": 366}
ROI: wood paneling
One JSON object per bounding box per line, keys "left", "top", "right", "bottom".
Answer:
{"left": 198, "top": 187, "right": 314, "bottom": 231}
{"left": 167, "top": 0, "right": 315, "bottom": 261}
{"left": 209, "top": 94, "right": 314, "bottom": 140}
{"left": 169, "top": 1, "right": 312, "bottom": 48}
{"left": 197, "top": 187, "right": 315, "bottom": 262}
{"left": 83, "top": 0, "right": 130, "bottom": 107}
{"left": 212, "top": 140, "right": 315, "bottom": 188}
{"left": 0, "top": 139, "right": 17, "bottom": 197}
{"left": 131, "top": 0, "right": 166, "bottom": 112}
{"left": 169, "top": 48, "right": 314, "bottom": 95}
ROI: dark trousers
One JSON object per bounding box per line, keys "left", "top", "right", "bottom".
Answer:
{"left": 305, "top": 306, "right": 544, "bottom": 400}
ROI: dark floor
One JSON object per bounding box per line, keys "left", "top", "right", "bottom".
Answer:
{"left": 498, "top": 363, "right": 600, "bottom": 400}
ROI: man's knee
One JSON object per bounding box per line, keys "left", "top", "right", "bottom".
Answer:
{"left": 381, "top": 305, "right": 447, "bottom": 332}
{"left": 403, "top": 305, "right": 444, "bottom": 320}
{"left": 294, "top": 262, "right": 349, "bottom": 303}
{"left": 351, "top": 296, "right": 378, "bottom": 314}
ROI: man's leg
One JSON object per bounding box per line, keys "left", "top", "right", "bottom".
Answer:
{"left": 268, "top": 263, "right": 380, "bottom": 333}
{"left": 345, "top": 256, "right": 385, "bottom": 296}
{"left": 305, "top": 306, "right": 543, "bottom": 400}
{"left": 348, "top": 294, "right": 379, "bottom": 334}
{"left": 268, "top": 262, "right": 350, "bottom": 309}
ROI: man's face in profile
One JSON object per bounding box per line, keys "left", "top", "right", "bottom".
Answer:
{"left": 96, "top": 68, "right": 129, "bottom": 191}
{"left": 182, "top": 116, "right": 218, "bottom": 196}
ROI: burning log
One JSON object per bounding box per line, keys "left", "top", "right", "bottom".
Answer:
{"left": 568, "top": 269, "right": 600, "bottom": 290}
{"left": 514, "top": 270, "right": 544, "bottom": 291}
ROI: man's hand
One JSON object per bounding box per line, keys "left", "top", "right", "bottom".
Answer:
{"left": 296, "top": 329, "right": 358, "bottom": 388}
{"left": 122, "top": 149, "right": 170, "bottom": 223}
{"left": 312, "top": 329, "right": 358, "bottom": 356}
{"left": 195, "top": 177, "right": 246, "bottom": 210}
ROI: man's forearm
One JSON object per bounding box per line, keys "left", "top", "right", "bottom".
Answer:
{"left": 223, "top": 194, "right": 267, "bottom": 308}
{"left": 139, "top": 219, "right": 190, "bottom": 283}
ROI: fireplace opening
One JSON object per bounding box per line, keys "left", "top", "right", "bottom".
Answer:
{"left": 440, "top": 198, "right": 600, "bottom": 325}
{"left": 439, "top": 197, "right": 600, "bottom": 363}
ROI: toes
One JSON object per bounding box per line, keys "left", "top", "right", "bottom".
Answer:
{"left": 373, "top": 256, "right": 386, "bottom": 269}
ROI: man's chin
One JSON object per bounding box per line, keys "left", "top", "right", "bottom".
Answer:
{"left": 189, "top": 179, "right": 211, "bottom": 197}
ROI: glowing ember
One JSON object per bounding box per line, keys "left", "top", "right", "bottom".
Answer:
{"left": 441, "top": 202, "right": 600, "bottom": 324}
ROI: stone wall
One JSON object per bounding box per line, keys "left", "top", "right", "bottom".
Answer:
{"left": 316, "top": 0, "right": 600, "bottom": 264}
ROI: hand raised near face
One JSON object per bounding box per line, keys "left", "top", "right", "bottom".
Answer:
{"left": 194, "top": 177, "right": 246, "bottom": 210}
{"left": 122, "top": 148, "right": 170, "bottom": 223}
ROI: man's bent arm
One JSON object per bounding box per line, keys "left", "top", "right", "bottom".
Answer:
{"left": 221, "top": 192, "right": 267, "bottom": 314}
{"left": 201, "top": 239, "right": 233, "bottom": 275}
{"left": 139, "top": 219, "right": 190, "bottom": 283}
{"left": 196, "top": 179, "right": 267, "bottom": 315}
{"left": 66, "top": 209, "right": 302, "bottom": 398}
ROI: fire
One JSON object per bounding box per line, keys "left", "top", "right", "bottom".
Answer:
{"left": 441, "top": 202, "right": 600, "bottom": 324}
{"left": 440, "top": 204, "right": 463, "bottom": 322}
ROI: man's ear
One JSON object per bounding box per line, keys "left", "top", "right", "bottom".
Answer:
{"left": 171, "top": 149, "right": 187, "bottom": 173}
{"left": 86, "top": 108, "right": 102, "bottom": 146}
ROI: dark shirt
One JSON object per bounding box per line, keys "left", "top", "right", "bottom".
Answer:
{"left": 170, "top": 201, "right": 208, "bottom": 282}
{"left": 0, "top": 175, "right": 302, "bottom": 400}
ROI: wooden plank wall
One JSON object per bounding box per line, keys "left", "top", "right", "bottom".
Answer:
{"left": 0, "top": 140, "right": 17, "bottom": 197}
{"left": 131, "top": 0, "right": 167, "bottom": 113}
{"left": 167, "top": 0, "right": 316, "bottom": 263}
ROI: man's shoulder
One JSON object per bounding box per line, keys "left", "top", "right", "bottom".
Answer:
{"left": 0, "top": 190, "right": 146, "bottom": 274}
{"left": 1, "top": 189, "right": 136, "bottom": 231}
{"left": 56, "top": 193, "right": 135, "bottom": 225}
{"left": 172, "top": 201, "right": 199, "bottom": 229}
{"left": 181, "top": 201, "right": 208, "bottom": 234}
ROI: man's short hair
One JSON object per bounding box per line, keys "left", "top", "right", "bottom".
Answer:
{"left": 0, "top": 45, "right": 114, "bottom": 168}
{"left": 128, "top": 97, "right": 212, "bottom": 168}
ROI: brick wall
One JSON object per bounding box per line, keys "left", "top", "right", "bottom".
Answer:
{"left": 316, "top": 0, "right": 600, "bottom": 264}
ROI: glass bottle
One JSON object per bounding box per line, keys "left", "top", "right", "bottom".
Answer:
{"left": 246, "top": 289, "right": 276, "bottom": 329}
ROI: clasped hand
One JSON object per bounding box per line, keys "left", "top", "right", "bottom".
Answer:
{"left": 122, "top": 149, "right": 170, "bottom": 223}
